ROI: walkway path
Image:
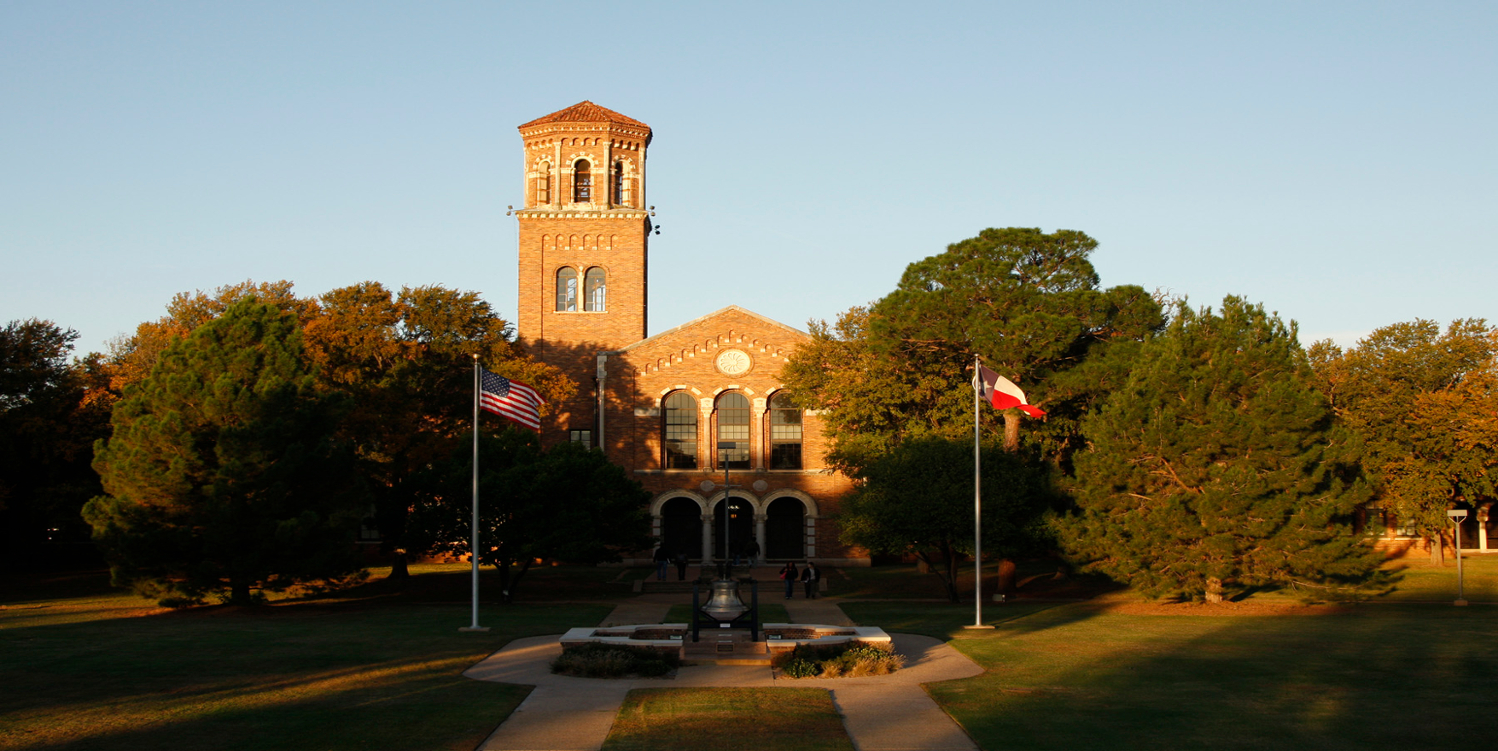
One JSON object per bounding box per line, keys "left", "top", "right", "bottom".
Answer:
{"left": 464, "top": 620, "right": 983, "bottom": 750}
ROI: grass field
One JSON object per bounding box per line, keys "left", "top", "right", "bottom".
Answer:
{"left": 602, "top": 688, "right": 854, "bottom": 751}
{"left": 0, "top": 568, "right": 613, "bottom": 751}
{"left": 5, "top": 556, "right": 1494, "bottom": 751}
{"left": 841, "top": 598, "right": 1498, "bottom": 751}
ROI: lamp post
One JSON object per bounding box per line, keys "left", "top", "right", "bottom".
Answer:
{"left": 1449, "top": 509, "right": 1469, "bottom": 606}
{"left": 718, "top": 441, "right": 739, "bottom": 580}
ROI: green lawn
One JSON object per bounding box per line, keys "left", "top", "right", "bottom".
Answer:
{"left": 603, "top": 688, "right": 854, "bottom": 751}
{"left": 842, "top": 600, "right": 1498, "bottom": 751}
{"left": 1378, "top": 553, "right": 1498, "bottom": 602}
{"left": 0, "top": 569, "right": 612, "bottom": 751}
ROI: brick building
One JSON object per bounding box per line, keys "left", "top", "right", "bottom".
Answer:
{"left": 513, "top": 101, "right": 861, "bottom": 566}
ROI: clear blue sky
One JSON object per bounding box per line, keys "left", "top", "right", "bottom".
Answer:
{"left": 4, "top": 1, "right": 1494, "bottom": 357}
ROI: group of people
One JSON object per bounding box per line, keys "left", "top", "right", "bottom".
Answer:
{"left": 651, "top": 546, "right": 690, "bottom": 581}
{"left": 779, "top": 560, "right": 821, "bottom": 599}
{"left": 650, "top": 545, "right": 822, "bottom": 598}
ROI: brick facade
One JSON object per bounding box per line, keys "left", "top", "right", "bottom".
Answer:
{"left": 514, "top": 102, "right": 864, "bottom": 565}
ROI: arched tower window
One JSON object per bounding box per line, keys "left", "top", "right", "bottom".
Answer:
{"left": 612, "top": 161, "right": 625, "bottom": 205}
{"left": 583, "top": 267, "right": 606, "bottom": 312}
{"left": 663, "top": 392, "right": 698, "bottom": 469}
{"left": 555, "top": 267, "right": 578, "bottom": 312}
{"left": 537, "top": 162, "right": 551, "bottom": 204}
{"left": 769, "top": 392, "right": 802, "bottom": 469}
{"left": 715, "top": 392, "right": 751, "bottom": 470}
{"left": 572, "top": 159, "right": 591, "bottom": 202}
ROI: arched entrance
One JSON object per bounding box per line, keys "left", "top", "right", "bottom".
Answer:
{"left": 660, "top": 497, "right": 702, "bottom": 559}
{"left": 712, "top": 496, "right": 754, "bottom": 562}
{"left": 765, "top": 496, "right": 806, "bottom": 560}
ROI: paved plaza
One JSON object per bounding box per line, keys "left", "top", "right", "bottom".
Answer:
{"left": 464, "top": 578, "right": 983, "bottom": 751}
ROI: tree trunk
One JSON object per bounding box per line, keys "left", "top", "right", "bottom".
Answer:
{"left": 496, "top": 558, "right": 534, "bottom": 604}
{"left": 1205, "top": 577, "right": 1224, "bottom": 604}
{"left": 917, "top": 548, "right": 961, "bottom": 603}
{"left": 386, "top": 551, "right": 409, "bottom": 580}
{"left": 996, "top": 559, "right": 1017, "bottom": 594}
{"left": 1002, "top": 410, "right": 1020, "bottom": 452}
{"left": 229, "top": 578, "right": 252, "bottom": 606}
{"left": 1429, "top": 531, "right": 1446, "bottom": 566}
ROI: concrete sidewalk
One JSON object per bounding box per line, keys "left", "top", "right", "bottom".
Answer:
{"left": 464, "top": 629, "right": 983, "bottom": 751}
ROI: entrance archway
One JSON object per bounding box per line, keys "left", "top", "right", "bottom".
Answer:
{"left": 712, "top": 496, "right": 754, "bottom": 562}
{"left": 765, "top": 496, "right": 806, "bottom": 560}
{"left": 660, "top": 497, "right": 702, "bottom": 559}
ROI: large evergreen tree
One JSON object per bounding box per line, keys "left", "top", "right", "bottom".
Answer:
{"left": 84, "top": 299, "right": 366, "bottom": 606}
{"left": 783, "top": 227, "right": 1162, "bottom": 471}
{"left": 1061, "top": 297, "right": 1380, "bottom": 602}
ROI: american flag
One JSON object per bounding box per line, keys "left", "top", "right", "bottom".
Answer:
{"left": 480, "top": 368, "right": 544, "bottom": 430}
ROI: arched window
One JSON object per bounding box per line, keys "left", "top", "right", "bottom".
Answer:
{"left": 663, "top": 392, "right": 698, "bottom": 469}
{"left": 572, "top": 159, "right": 591, "bottom": 202}
{"left": 612, "top": 161, "right": 625, "bottom": 205}
{"left": 584, "top": 267, "right": 606, "bottom": 312}
{"left": 715, "top": 392, "right": 751, "bottom": 470}
{"left": 537, "top": 162, "right": 551, "bottom": 204}
{"left": 555, "top": 267, "right": 578, "bottom": 312}
{"left": 769, "top": 392, "right": 802, "bottom": 469}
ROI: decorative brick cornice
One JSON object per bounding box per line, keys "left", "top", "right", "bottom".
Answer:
{"left": 515, "top": 210, "right": 651, "bottom": 220}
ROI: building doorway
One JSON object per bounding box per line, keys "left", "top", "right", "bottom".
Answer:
{"left": 711, "top": 496, "right": 754, "bottom": 562}
{"left": 660, "top": 497, "right": 702, "bottom": 559}
{"left": 765, "top": 497, "right": 805, "bottom": 560}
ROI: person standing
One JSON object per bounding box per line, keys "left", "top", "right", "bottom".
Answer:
{"left": 800, "top": 561, "right": 821, "bottom": 599}
{"left": 780, "top": 561, "right": 798, "bottom": 599}
{"left": 744, "top": 538, "right": 761, "bottom": 566}
{"left": 653, "top": 545, "right": 670, "bottom": 581}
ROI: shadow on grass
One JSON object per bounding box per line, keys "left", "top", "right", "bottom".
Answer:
{"left": 923, "top": 603, "right": 1498, "bottom": 751}
{"left": 1, "top": 571, "right": 614, "bottom": 751}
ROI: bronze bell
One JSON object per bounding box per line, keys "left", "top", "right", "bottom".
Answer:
{"left": 701, "top": 579, "right": 749, "bottom": 621}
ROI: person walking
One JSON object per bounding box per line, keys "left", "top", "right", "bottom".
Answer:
{"left": 743, "top": 538, "right": 761, "bottom": 566}
{"left": 674, "top": 550, "right": 689, "bottom": 581}
{"left": 800, "top": 561, "right": 820, "bottom": 599}
{"left": 780, "top": 561, "right": 798, "bottom": 599}
{"left": 653, "top": 545, "right": 670, "bottom": 581}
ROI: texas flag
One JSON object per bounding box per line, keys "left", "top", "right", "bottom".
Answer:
{"left": 973, "top": 365, "right": 1046, "bottom": 418}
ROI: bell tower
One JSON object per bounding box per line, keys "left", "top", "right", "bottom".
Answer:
{"left": 515, "top": 101, "right": 652, "bottom": 440}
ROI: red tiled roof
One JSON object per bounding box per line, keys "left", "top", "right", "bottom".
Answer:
{"left": 519, "top": 101, "right": 650, "bottom": 131}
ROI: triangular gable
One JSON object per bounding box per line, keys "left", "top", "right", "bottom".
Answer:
{"left": 610, "top": 306, "right": 808, "bottom": 355}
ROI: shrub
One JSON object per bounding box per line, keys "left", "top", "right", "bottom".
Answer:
{"left": 773, "top": 641, "right": 903, "bottom": 678}
{"left": 550, "top": 643, "right": 679, "bottom": 678}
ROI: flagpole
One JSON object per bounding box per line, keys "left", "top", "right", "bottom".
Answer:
{"left": 973, "top": 354, "right": 983, "bottom": 628}
{"left": 461, "top": 354, "right": 488, "bottom": 632}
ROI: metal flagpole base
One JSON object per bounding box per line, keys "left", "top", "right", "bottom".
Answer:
{"left": 963, "top": 625, "right": 995, "bottom": 630}
{"left": 459, "top": 626, "right": 491, "bottom": 632}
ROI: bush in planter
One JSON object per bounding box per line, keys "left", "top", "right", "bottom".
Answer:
{"left": 551, "top": 643, "right": 679, "bottom": 678}
{"left": 774, "top": 641, "right": 903, "bottom": 678}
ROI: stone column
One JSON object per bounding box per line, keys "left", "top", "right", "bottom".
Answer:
{"left": 755, "top": 514, "right": 767, "bottom": 564}
{"left": 1479, "top": 506, "right": 1490, "bottom": 552}
{"left": 752, "top": 397, "right": 767, "bottom": 469}
{"left": 701, "top": 513, "right": 714, "bottom": 562}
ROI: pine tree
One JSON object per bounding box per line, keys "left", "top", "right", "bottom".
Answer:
{"left": 1061, "top": 297, "right": 1379, "bottom": 602}
{"left": 84, "top": 299, "right": 366, "bottom": 606}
